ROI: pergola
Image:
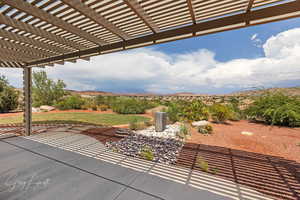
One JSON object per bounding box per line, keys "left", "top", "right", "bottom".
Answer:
{"left": 0, "top": 0, "right": 300, "bottom": 135}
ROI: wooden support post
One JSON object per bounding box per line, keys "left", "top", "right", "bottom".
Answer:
{"left": 23, "top": 67, "right": 32, "bottom": 136}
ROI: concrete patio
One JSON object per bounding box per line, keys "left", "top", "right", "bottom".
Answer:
{"left": 0, "top": 125, "right": 274, "bottom": 200}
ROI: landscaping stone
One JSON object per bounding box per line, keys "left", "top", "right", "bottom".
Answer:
{"left": 135, "top": 124, "right": 180, "bottom": 139}
{"left": 32, "top": 107, "right": 41, "bottom": 113}
{"left": 106, "top": 134, "right": 184, "bottom": 164}
{"left": 192, "top": 120, "right": 209, "bottom": 127}
{"left": 40, "top": 105, "right": 55, "bottom": 111}
{"left": 241, "top": 131, "right": 254, "bottom": 136}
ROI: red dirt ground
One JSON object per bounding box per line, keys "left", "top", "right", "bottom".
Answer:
{"left": 188, "top": 120, "right": 300, "bottom": 163}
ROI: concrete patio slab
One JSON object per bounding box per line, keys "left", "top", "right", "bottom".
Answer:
{"left": 130, "top": 172, "right": 230, "bottom": 200}
{"left": 0, "top": 136, "right": 233, "bottom": 200}
{"left": 30, "top": 144, "right": 88, "bottom": 163}
{"left": 69, "top": 156, "right": 142, "bottom": 185}
{"left": 3, "top": 136, "right": 44, "bottom": 149}
{"left": 115, "top": 188, "right": 160, "bottom": 200}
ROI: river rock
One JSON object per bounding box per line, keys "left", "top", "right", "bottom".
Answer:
{"left": 40, "top": 105, "right": 55, "bottom": 111}
{"left": 192, "top": 120, "right": 209, "bottom": 127}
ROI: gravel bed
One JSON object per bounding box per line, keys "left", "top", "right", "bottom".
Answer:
{"left": 106, "top": 134, "right": 184, "bottom": 164}
{"left": 135, "top": 124, "right": 180, "bottom": 139}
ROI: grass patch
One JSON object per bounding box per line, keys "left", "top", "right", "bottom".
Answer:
{"left": 0, "top": 112, "right": 150, "bottom": 126}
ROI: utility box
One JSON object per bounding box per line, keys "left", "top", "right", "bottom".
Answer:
{"left": 155, "top": 112, "right": 167, "bottom": 132}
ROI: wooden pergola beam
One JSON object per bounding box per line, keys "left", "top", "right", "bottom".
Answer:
{"left": 0, "top": 29, "right": 70, "bottom": 55}
{"left": 0, "top": 38, "right": 55, "bottom": 58}
{"left": 61, "top": 0, "right": 130, "bottom": 40}
{"left": 0, "top": 13, "right": 85, "bottom": 50}
{"left": 246, "top": 0, "right": 255, "bottom": 25}
{"left": 187, "top": 0, "right": 196, "bottom": 25}
{"left": 27, "top": 1, "right": 300, "bottom": 67}
{"left": 2, "top": 0, "right": 107, "bottom": 46}
{"left": 246, "top": 0, "right": 255, "bottom": 12}
{"left": 124, "top": 0, "right": 160, "bottom": 33}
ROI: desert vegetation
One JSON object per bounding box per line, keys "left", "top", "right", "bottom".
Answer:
{"left": 0, "top": 76, "right": 19, "bottom": 113}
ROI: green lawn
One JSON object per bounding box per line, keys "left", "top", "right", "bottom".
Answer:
{"left": 0, "top": 112, "right": 150, "bottom": 126}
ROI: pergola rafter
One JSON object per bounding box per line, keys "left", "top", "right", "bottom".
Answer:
{"left": 124, "top": 0, "right": 160, "bottom": 33}
{"left": 0, "top": 29, "right": 68, "bottom": 55}
{"left": 2, "top": 0, "right": 107, "bottom": 46}
{"left": 0, "top": 13, "right": 85, "bottom": 51}
{"left": 187, "top": 0, "right": 197, "bottom": 25}
{"left": 61, "top": 0, "right": 130, "bottom": 41}
{"left": 0, "top": 38, "right": 55, "bottom": 58}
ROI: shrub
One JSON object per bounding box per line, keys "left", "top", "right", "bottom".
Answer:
{"left": 82, "top": 98, "right": 97, "bottom": 110}
{"left": 166, "top": 102, "right": 181, "bottom": 123}
{"left": 210, "top": 104, "right": 233, "bottom": 123}
{"left": 245, "top": 92, "right": 300, "bottom": 127}
{"left": 177, "top": 123, "right": 191, "bottom": 139}
{"left": 55, "top": 95, "right": 85, "bottom": 110}
{"left": 196, "top": 156, "right": 218, "bottom": 174}
{"left": 0, "top": 76, "right": 19, "bottom": 113}
{"left": 129, "top": 118, "right": 147, "bottom": 130}
{"left": 198, "top": 124, "right": 213, "bottom": 135}
{"left": 99, "top": 104, "right": 109, "bottom": 111}
{"left": 167, "top": 100, "right": 209, "bottom": 123}
{"left": 181, "top": 100, "right": 209, "bottom": 122}
{"left": 140, "top": 146, "right": 154, "bottom": 161}
{"left": 112, "top": 98, "right": 151, "bottom": 114}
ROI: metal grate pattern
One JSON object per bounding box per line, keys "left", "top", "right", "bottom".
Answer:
{"left": 0, "top": 0, "right": 299, "bottom": 68}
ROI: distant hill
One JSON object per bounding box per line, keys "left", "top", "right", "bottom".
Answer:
{"left": 18, "top": 87, "right": 300, "bottom": 97}
{"left": 229, "top": 87, "right": 300, "bottom": 96}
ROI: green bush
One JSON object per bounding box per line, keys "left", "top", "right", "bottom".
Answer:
{"left": 210, "top": 104, "right": 233, "bottom": 123}
{"left": 245, "top": 92, "right": 300, "bottom": 127}
{"left": 129, "top": 118, "right": 147, "bottom": 130}
{"left": 82, "top": 98, "right": 97, "bottom": 110}
{"left": 111, "top": 98, "right": 154, "bottom": 114}
{"left": 166, "top": 102, "right": 181, "bottom": 123}
{"left": 198, "top": 124, "right": 213, "bottom": 135}
{"left": 140, "top": 146, "right": 154, "bottom": 161}
{"left": 177, "top": 123, "right": 191, "bottom": 139}
{"left": 55, "top": 95, "right": 85, "bottom": 110}
{"left": 99, "top": 104, "right": 109, "bottom": 111}
{"left": 196, "top": 156, "right": 218, "bottom": 174}
{"left": 0, "top": 76, "right": 19, "bottom": 113}
{"left": 167, "top": 100, "right": 209, "bottom": 123}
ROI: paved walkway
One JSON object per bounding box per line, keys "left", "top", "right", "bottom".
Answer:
{"left": 0, "top": 125, "right": 273, "bottom": 200}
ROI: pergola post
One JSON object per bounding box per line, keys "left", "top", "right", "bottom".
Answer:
{"left": 23, "top": 67, "right": 32, "bottom": 136}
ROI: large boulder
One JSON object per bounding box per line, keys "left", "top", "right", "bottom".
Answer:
{"left": 32, "top": 107, "right": 41, "bottom": 113}
{"left": 192, "top": 120, "right": 210, "bottom": 127}
{"left": 40, "top": 105, "right": 55, "bottom": 112}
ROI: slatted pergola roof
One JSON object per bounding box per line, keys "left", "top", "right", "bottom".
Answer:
{"left": 0, "top": 0, "right": 300, "bottom": 68}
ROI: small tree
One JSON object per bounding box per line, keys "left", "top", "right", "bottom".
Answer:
{"left": 0, "top": 76, "right": 19, "bottom": 113}
{"left": 32, "top": 71, "right": 66, "bottom": 107}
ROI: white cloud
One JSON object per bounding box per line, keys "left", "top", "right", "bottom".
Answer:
{"left": 1, "top": 28, "right": 300, "bottom": 94}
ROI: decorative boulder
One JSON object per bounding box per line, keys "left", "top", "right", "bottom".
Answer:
{"left": 40, "top": 105, "right": 55, "bottom": 112}
{"left": 192, "top": 120, "right": 209, "bottom": 127}
{"left": 241, "top": 131, "right": 254, "bottom": 136}
{"left": 32, "top": 107, "right": 41, "bottom": 113}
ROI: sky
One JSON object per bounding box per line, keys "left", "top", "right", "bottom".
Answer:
{"left": 1, "top": 17, "right": 300, "bottom": 95}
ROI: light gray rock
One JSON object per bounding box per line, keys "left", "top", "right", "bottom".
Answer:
{"left": 192, "top": 120, "right": 209, "bottom": 127}
{"left": 40, "top": 105, "right": 55, "bottom": 111}
{"left": 241, "top": 131, "right": 254, "bottom": 136}
{"left": 32, "top": 107, "right": 41, "bottom": 113}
